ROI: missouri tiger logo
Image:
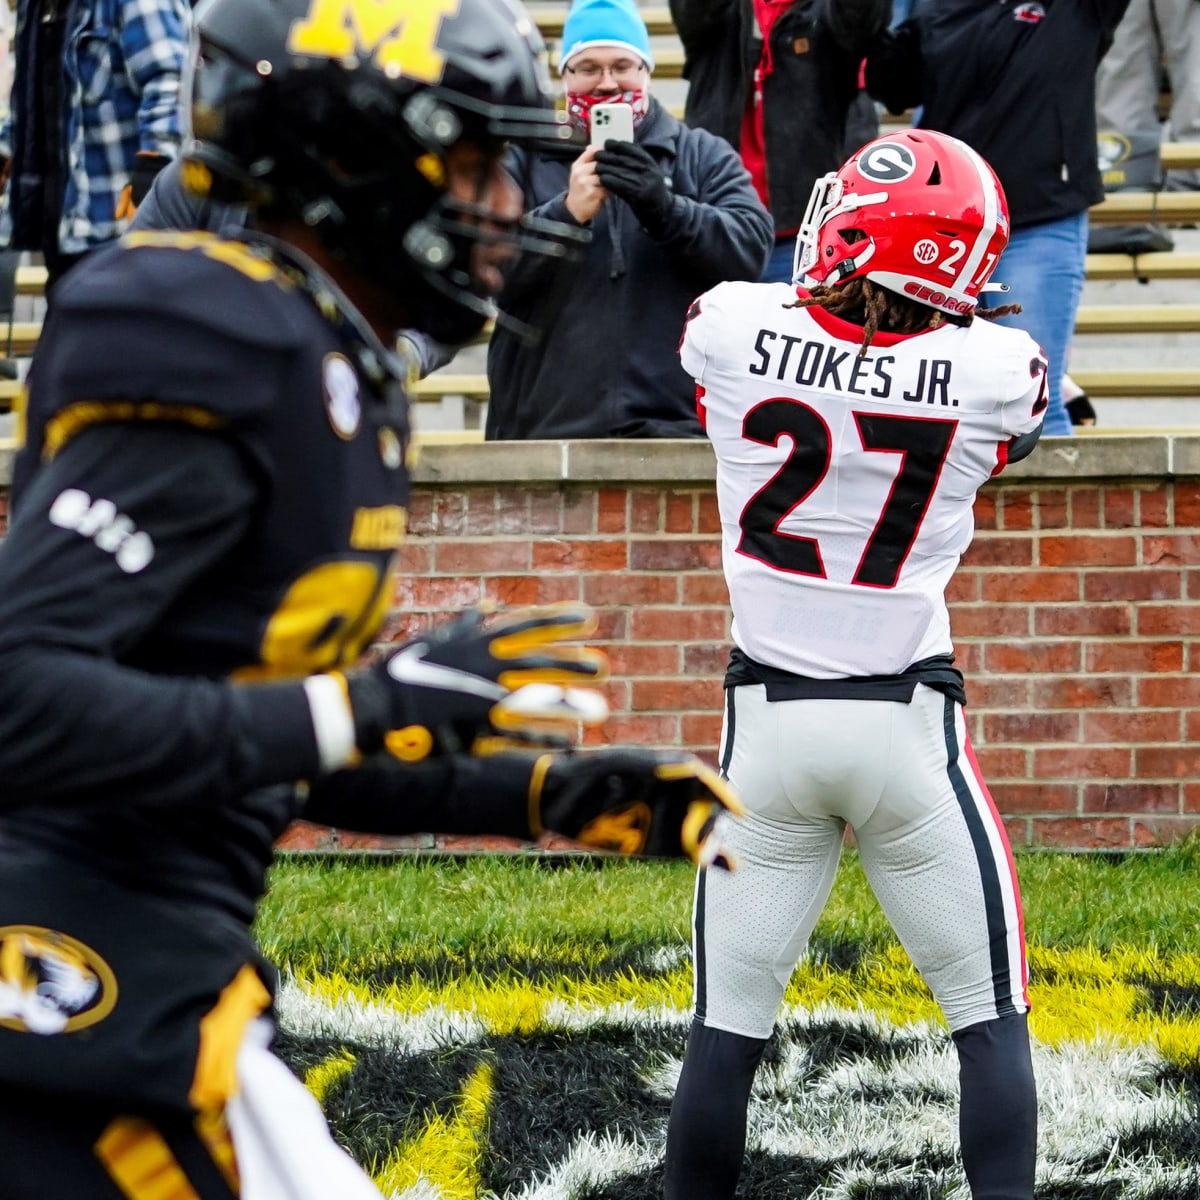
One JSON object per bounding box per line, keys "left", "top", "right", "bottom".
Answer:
{"left": 0, "top": 925, "right": 118, "bottom": 1035}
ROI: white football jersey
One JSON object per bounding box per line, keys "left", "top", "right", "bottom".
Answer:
{"left": 682, "top": 281, "right": 1046, "bottom": 678}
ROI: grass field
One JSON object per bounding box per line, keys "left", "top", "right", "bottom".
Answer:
{"left": 256, "top": 843, "right": 1200, "bottom": 1199}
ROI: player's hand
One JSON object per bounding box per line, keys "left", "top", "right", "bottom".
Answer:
{"left": 528, "top": 748, "right": 745, "bottom": 869}
{"left": 593, "top": 140, "right": 675, "bottom": 238}
{"left": 564, "top": 144, "right": 608, "bottom": 225}
{"left": 340, "top": 604, "right": 608, "bottom": 761}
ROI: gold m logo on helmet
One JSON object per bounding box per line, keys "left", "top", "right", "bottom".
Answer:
{"left": 0, "top": 925, "right": 118, "bottom": 1035}
{"left": 288, "top": 0, "right": 462, "bottom": 83}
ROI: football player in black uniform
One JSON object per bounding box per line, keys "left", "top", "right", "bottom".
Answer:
{"left": 0, "top": 1, "right": 741, "bottom": 1195}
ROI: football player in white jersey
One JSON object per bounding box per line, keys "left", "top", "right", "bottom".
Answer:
{"left": 662, "top": 129, "right": 1046, "bottom": 1200}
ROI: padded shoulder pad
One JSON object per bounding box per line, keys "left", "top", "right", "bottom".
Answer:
{"left": 963, "top": 318, "right": 1046, "bottom": 403}
{"left": 35, "top": 234, "right": 314, "bottom": 424}
{"left": 57, "top": 232, "right": 305, "bottom": 348}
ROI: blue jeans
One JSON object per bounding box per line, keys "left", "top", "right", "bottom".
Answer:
{"left": 991, "top": 210, "right": 1089, "bottom": 437}
{"left": 761, "top": 237, "right": 796, "bottom": 284}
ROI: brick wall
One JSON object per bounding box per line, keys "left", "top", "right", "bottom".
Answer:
{"left": 377, "top": 470, "right": 1199, "bottom": 852}
{"left": 2, "top": 436, "right": 1198, "bottom": 852}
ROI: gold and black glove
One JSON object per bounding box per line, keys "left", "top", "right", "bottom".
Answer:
{"left": 529, "top": 748, "right": 745, "bottom": 869}
{"left": 334, "top": 604, "right": 608, "bottom": 762}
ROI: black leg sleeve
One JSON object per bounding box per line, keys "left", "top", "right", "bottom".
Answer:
{"left": 953, "top": 1013, "right": 1038, "bottom": 1200}
{"left": 663, "top": 1020, "right": 770, "bottom": 1200}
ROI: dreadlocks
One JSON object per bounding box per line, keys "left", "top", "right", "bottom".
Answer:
{"left": 785, "top": 277, "right": 1022, "bottom": 358}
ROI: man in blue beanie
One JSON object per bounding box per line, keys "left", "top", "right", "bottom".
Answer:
{"left": 485, "top": 0, "right": 773, "bottom": 440}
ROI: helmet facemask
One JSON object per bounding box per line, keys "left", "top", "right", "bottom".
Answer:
{"left": 793, "top": 172, "right": 886, "bottom": 286}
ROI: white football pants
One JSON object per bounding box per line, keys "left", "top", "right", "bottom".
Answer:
{"left": 696, "top": 684, "right": 1029, "bottom": 1037}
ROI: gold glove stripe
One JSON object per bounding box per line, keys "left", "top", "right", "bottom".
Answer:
{"left": 681, "top": 800, "right": 717, "bottom": 865}
{"left": 653, "top": 760, "right": 746, "bottom": 816}
{"left": 495, "top": 657, "right": 609, "bottom": 692}
{"left": 384, "top": 725, "right": 435, "bottom": 762}
{"left": 577, "top": 802, "right": 653, "bottom": 855}
{"left": 527, "top": 753, "right": 556, "bottom": 837}
{"left": 488, "top": 696, "right": 607, "bottom": 737}
{"left": 489, "top": 604, "right": 606, "bottom": 677}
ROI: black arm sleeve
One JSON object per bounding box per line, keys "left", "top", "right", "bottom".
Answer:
{"left": 668, "top": 0, "right": 737, "bottom": 55}
{"left": 1006, "top": 425, "right": 1042, "bottom": 464}
{"left": 826, "top": 0, "right": 891, "bottom": 58}
{"left": 303, "top": 751, "right": 542, "bottom": 839}
{"left": 0, "top": 423, "right": 321, "bottom": 808}
{"left": 864, "top": 25, "right": 924, "bottom": 115}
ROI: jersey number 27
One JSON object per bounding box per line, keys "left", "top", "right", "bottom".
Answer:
{"left": 737, "top": 399, "right": 957, "bottom": 589}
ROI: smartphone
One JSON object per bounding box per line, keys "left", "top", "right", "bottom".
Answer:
{"left": 589, "top": 101, "right": 636, "bottom": 148}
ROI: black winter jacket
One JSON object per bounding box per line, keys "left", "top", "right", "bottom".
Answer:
{"left": 866, "top": 0, "right": 1131, "bottom": 228}
{"left": 669, "top": 0, "right": 890, "bottom": 234}
{"left": 485, "top": 99, "right": 772, "bottom": 440}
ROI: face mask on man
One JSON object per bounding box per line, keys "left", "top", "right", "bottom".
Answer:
{"left": 565, "top": 88, "right": 648, "bottom": 136}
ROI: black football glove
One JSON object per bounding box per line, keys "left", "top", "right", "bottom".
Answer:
{"left": 594, "top": 140, "right": 675, "bottom": 239}
{"left": 338, "top": 604, "right": 608, "bottom": 761}
{"left": 115, "top": 151, "right": 170, "bottom": 219}
{"left": 528, "top": 748, "right": 745, "bottom": 869}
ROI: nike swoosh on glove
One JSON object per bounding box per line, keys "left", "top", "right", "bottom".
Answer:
{"left": 324, "top": 604, "right": 608, "bottom": 763}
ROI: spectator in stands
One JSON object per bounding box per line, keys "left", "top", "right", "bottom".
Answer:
{"left": 866, "top": 0, "right": 1132, "bottom": 436}
{"left": 0, "top": 4, "right": 12, "bottom": 112}
{"left": 669, "top": 0, "right": 890, "bottom": 282}
{"left": 0, "top": 0, "right": 190, "bottom": 299}
{"left": 485, "top": 0, "right": 773, "bottom": 440}
{"left": 1096, "top": 0, "right": 1200, "bottom": 191}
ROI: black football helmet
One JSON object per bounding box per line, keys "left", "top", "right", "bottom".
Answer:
{"left": 184, "top": 0, "right": 580, "bottom": 342}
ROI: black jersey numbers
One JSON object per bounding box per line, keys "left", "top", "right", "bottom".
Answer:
{"left": 234, "top": 559, "right": 394, "bottom": 681}
{"left": 737, "top": 399, "right": 830, "bottom": 576}
{"left": 736, "top": 399, "right": 957, "bottom": 589}
{"left": 853, "top": 412, "right": 957, "bottom": 588}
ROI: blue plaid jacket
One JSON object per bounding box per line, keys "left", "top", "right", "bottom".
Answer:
{"left": 2, "top": 0, "right": 189, "bottom": 253}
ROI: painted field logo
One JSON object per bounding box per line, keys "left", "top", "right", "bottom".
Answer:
{"left": 274, "top": 937, "right": 1200, "bottom": 1198}
{"left": 0, "top": 925, "right": 118, "bottom": 1035}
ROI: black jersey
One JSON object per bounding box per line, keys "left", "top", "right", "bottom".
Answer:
{"left": 0, "top": 232, "right": 412, "bottom": 922}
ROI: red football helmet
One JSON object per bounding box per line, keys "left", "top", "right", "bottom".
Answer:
{"left": 793, "top": 129, "right": 1011, "bottom": 317}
